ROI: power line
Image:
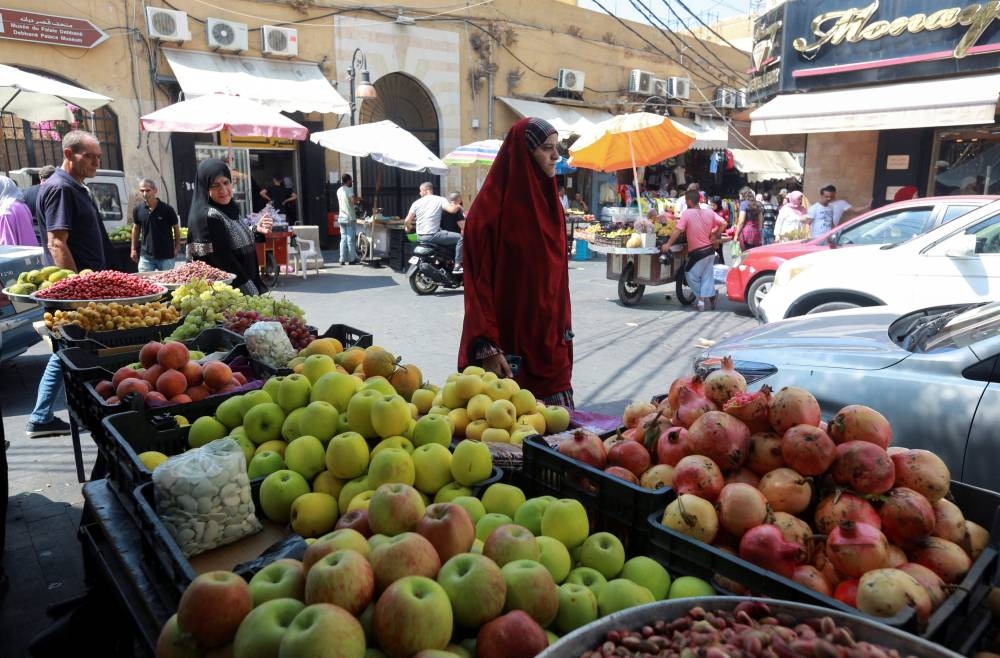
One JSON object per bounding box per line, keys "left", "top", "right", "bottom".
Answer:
{"left": 649, "top": 0, "right": 749, "bottom": 84}
{"left": 671, "top": 0, "right": 750, "bottom": 54}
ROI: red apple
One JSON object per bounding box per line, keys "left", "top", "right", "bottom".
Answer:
{"left": 176, "top": 570, "right": 252, "bottom": 648}
{"left": 370, "top": 532, "right": 441, "bottom": 593}
{"left": 415, "top": 503, "right": 475, "bottom": 564}
{"left": 483, "top": 524, "right": 540, "bottom": 567}
{"left": 373, "top": 576, "right": 453, "bottom": 658}
{"left": 334, "top": 508, "right": 372, "bottom": 537}
{"left": 607, "top": 440, "right": 651, "bottom": 476}
{"left": 304, "top": 549, "right": 375, "bottom": 615}
{"left": 476, "top": 610, "right": 549, "bottom": 658}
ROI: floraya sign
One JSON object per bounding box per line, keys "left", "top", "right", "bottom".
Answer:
{"left": 792, "top": 0, "right": 1000, "bottom": 60}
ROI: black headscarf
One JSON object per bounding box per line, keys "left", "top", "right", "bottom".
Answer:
{"left": 189, "top": 159, "right": 239, "bottom": 237}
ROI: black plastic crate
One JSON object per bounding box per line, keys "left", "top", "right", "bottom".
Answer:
{"left": 521, "top": 433, "right": 671, "bottom": 554}
{"left": 646, "top": 480, "right": 1000, "bottom": 646}
{"left": 56, "top": 318, "right": 183, "bottom": 354}
{"left": 316, "top": 323, "right": 373, "bottom": 349}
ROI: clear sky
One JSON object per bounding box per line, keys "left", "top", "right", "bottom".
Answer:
{"left": 577, "top": 0, "right": 749, "bottom": 26}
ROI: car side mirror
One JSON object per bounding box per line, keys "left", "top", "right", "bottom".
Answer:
{"left": 826, "top": 233, "right": 839, "bottom": 248}
{"left": 943, "top": 233, "right": 977, "bottom": 258}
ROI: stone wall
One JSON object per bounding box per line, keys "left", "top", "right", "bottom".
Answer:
{"left": 803, "top": 131, "right": 878, "bottom": 207}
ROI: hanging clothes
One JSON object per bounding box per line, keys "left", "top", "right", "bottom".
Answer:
{"left": 709, "top": 152, "right": 719, "bottom": 175}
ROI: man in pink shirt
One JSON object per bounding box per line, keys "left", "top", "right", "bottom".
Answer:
{"left": 660, "top": 188, "right": 727, "bottom": 310}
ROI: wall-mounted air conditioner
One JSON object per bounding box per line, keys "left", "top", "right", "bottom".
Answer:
{"left": 206, "top": 18, "right": 248, "bottom": 53}
{"left": 261, "top": 25, "right": 298, "bottom": 57}
{"left": 628, "top": 69, "right": 654, "bottom": 95}
{"left": 145, "top": 7, "right": 191, "bottom": 42}
{"left": 652, "top": 78, "right": 668, "bottom": 98}
{"left": 557, "top": 68, "right": 585, "bottom": 93}
{"left": 715, "top": 87, "right": 737, "bottom": 109}
{"left": 667, "top": 77, "right": 691, "bottom": 100}
{"left": 735, "top": 88, "right": 749, "bottom": 109}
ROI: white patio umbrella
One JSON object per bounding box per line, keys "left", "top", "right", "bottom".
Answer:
{"left": 140, "top": 93, "right": 308, "bottom": 140}
{"left": 0, "top": 64, "right": 112, "bottom": 122}
{"left": 310, "top": 120, "right": 449, "bottom": 174}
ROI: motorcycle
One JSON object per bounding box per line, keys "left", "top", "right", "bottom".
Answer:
{"left": 407, "top": 241, "right": 463, "bottom": 294}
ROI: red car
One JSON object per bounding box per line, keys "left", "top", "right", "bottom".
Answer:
{"left": 726, "top": 195, "right": 997, "bottom": 315}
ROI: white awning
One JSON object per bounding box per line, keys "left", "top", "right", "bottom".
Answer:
{"left": 498, "top": 97, "right": 614, "bottom": 137}
{"left": 750, "top": 73, "right": 1000, "bottom": 135}
{"left": 671, "top": 116, "right": 729, "bottom": 150}
{"left": 729, "top": 149, "right": 802, "bottom": 182}
{"left": 162, "top": 48, "right": 349, "bottom": 115}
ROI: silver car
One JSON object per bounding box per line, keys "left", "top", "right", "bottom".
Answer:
{"left": 695, "top": 302, "right": 1000, "bottom": 490}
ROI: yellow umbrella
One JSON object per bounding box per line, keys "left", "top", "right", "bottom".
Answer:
{"left": 569, "top": 112, "right": 697, "bottom": 207}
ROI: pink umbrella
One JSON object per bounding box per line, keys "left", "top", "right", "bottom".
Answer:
{"left": 140, "top": 93, "right": 308, "bottom": 140}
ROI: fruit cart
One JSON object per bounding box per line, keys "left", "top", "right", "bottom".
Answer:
{"left": 255, "top": 229, "right": 292, "bottom": 287}
{"left": 594, "top": 243, "right": 695, "bottom": 307}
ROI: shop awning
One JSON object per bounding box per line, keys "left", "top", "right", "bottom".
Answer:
{"left": 729, "top": 149, "right": 802, "bottom": 182}
{"left": 672, "top": 116, "right": 729, "bottom": 150}
{"left": 162, "top": 48, "right": 349, "bottom": 115}
{"left": 498, "top": 97, "right": 614, "bottom": 137}
{"left": 750, "top": 73, "right": 1000, "bottom": 135}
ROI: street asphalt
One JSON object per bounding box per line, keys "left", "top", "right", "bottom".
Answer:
{"left": 0, "top": 252, "right": 758, "bottom": 656}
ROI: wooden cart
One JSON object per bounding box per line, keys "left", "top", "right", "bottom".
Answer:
{"left": 597, "top": 245, "right": 696, "bottom": 306}
{"left": 256, "top": 230, "right": 293, "bottom": 287}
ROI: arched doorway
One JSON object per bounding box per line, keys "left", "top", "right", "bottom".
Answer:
{"left": 358, "top": 73, "right": 439, "bottom": 218}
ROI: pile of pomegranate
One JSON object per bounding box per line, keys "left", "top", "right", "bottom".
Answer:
{"left": 34, "top": 270, "right": 164, "bottom": 300}
{"left": 558, "top": 357, "right": 990, "bottom": 626}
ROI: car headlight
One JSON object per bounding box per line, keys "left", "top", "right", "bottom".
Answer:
{"left": 774, "top": 261, "right": 812, "bottom": 287}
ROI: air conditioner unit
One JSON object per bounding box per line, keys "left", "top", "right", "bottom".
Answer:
{"left": 261, "top": 25, "right": 298, "bottom": 57}
{"left": 628, "top": 69, "right": 654, "bottom": 95}
{"left": 207, "top": 18, "right": 248, "bottom": 53}
{"left": 145, "top": 7, "right": 191, "bottom": 42}
{"left": 666, "top": 76, "right": 691, "bottom": 100}
{"left": 556, "top": 68, "right": 585, "bottom": 93}
{"left": 735, "top": 88, "right": 749, "bottom": 109}
{"left": 652, "top": 78, "right": 668, "bottom": 97}
{"left": 715, "top": 87, "right": 737, "bottom": 109}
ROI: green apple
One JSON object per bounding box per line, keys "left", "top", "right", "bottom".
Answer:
{"left": 597, "top": 579, "right": 654, "bottom": 616}
{"left": 475, "top": 513, "right": 513, "bottom": 542}
{"left": 232, "top": 597, "right": 305, "bottom": 658}
{"left": 465, "top": 394, "right": 493, "bottom": 421}
{"left": 279, "top": 602, "right": 365, "bottom": 658}
{"left": 437, "top": 553, "right": 506, "bottom": 628}
{"left": 277, "top": 374, "right": 312, "bottom": 414}
{"left": 371, "top": 435, "right": 414, "bottom": 456}
{"left": 281, "top": 407, "right": 307, "bottom": 442}
{"left": 482, "top": 380, "right": 510, "bottom": 402}
{"left": 446, "top": 408, "right": 468, "bottom": 438}
{"left": 483, "top": 524, "right": 540, "bottom": 567}
{"left": 450, "top": 440, "right": 493, "bottom": 486}
{"left": 481, "top": 428, "right": 510, "bottom": 444}
{"left": 541, "top": 405, "right": 571, "bottom": 433}
{"left": 260, "top": 469, "right": 311, "bottom": 524}
{"left": 480, "top": 483, "right": 526, "bottom": 520}
{"left": 290, "top": 491, "right": 339, "bottom": 538}
{"left": 411, "top": 387, "right": 436, "bottom": 415}
{"left": 248, "top": 559, "right": 306, "bottom": 607}
{"left": 188, "top": 416, "right": 228, "bottom": 449}
{"left": 367, "top": 447, "right": 415, "bottom": 488}
{"left": 304, "top": 528, "right": 371, "bottom": 572}
{"left": 485, "top": 399, "right": 517, "bottom": 429}
{"left": 215, "top": 395, "right": 246, "bottom": 430}
{"left": 297, "top": 401, "right": 340, "bottom": 445}
{"left": 452, "top": 373, "right": 484, "bottom": 400}
{"left": 464, "top": 419, "right": 489, "bottom": 442}
{"left": 325, "top": 431, "right": 370, "bottom": 480}
{"left": 311, "top": 371, "right": 360, "bottom": 412}
{"left": 510, "top": 389, "right": 537, "bottom": 417}
{"left": 371, "top": 394, "right": 411, "bottom": 439}
{"left": 312, "top": 471, "right": 343, "bottom": 499}
{"left": 372, "top": 576, "right": 453, "bottom": 658}
{"left": 337, "top": 476, "right": 370, "bottom": 515}
{"left": 304, "top": 549, "right": 374, "bottom": 615}
{"left": 412, "top": 414, "right": 453, "bottom": 448}
{"left": 367, "top": 483, "right": 426, "bottom": 536}
{"left": 261, "top": 377, "right": 283, "bottom": 404}
{"left": 243, "top": 402, "right": 287, "bottom": 445}
{"left": 619, "top": 556, "right": 671, "bottom": 600}
{"left": 536, "top": 535, "right": 572, "bottom": 584}
{"left": 346, "top": 389, "right": 382, "bottom": 439}
{"left": 347, "top": 490, "right": 374, "bottom": 512}
{"left": 513, "top": 496, "right": 554, "bottom": 536}
{"left": 336, "top": 412, "right": 353, "bottom": 435}
{"left": 579, "top": 532, "right": 626, "bottom": 580}
{"left": 499, "top": 378, "right": 520, "bottom": 397}
{"left": 441, "top": 381, "right": 464, "bottom": 409}
{"left": 248, "top": 450, "right": 286, "bottom": 479}
{"left": 428, "top": 405, "right": 452, "bottom": 417}
{"left": 668, "top": 576, "right": 716, "bottom": 599}
{"left": 359, "top": 375, "right": 394, "bottom": 397}
{"left": 565, "top": 567, "right": 608, "bottom": 599}
{"left": 516, "top": 413, "right": 546, "bottom": 436}
{"left": 230, "top": 433, "right": 257, "bottom": 468}
{"left": 554, "top": 583, "right": 599, "bottom": 634}
{"left": 434, "top": 482, "right": 472, "bottom": 503}
{"left": 540, "top": 498, "right": 590, "bottom": 549}
{"left": 510, "top": 426, "right": 537, "bottom": 446}
{"left": 411, "top": 443, "right": 453, "bottom": 496}
{"left": 450, "top": 496, "right": 486, "bottom": 525}
{"left": 284, "top": 435, "right": 327, "bottom": 481}
{"left": 255, "top": 439, "right": 288, "bottom": 458}
{"left": 500, "top": 559, "right": 559, "bottom": 627}
{"left": 368, "top": 533, "right": 392, "bottom": 553}
{"left": 302, "top": 354, "right": 337, "bottom": 385}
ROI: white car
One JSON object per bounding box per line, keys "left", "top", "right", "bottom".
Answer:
{"left": 759, "top": 199, "right": 1000, "bottom": 323}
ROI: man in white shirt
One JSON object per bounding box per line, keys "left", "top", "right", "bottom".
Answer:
{"left": 825, "top": 184, "right": 871, "bottom": 225}
{"left": 404, "top": 182, "right": 463, "bottom": 273}
{"left": 336, "top": 174, "right": 359, "bottom": 265}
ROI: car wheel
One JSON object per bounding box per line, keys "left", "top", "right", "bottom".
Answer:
{"left": 746, "top": 274, "right": 774, "bottom": 316}
{"left": 807, "top": 301, "right": 861, "bottom": 315}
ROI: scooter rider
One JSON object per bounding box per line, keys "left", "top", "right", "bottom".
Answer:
{"left": 404, "top": 182, "right": 463, "bottom": 274}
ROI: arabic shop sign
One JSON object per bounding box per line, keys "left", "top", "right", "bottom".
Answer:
{"left": 0, "top": 8, "right": 108, "bottom": 49}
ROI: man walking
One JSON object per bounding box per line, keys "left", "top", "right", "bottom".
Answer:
{"left": 805, "top": 185, "right": 837, "bottom": 238}
{"left": 26, "top": 130, "right": 111, "bottom": 438}
{"left": 404, "top": 182, "right": 462, "bottom": 273}
{"left": 336, "top": 174, "right": 359, "bottom": 265}
{"left": 22, "top": 165, "right": 55, "bottom": 245}
{"left": 131, "top": 178, "right": 181, "bottom": 271}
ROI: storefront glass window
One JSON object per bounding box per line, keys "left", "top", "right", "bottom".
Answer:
{"left": 932, "top": 127, "right": 1000, "bottom": 196}
{"left": 195, "top": 146, "right": 252, "bottom": 218}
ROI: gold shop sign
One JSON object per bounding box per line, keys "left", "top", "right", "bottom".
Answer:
{"left": 792, "top": 0, "right": 1000, "bottom": 59}
{"left": 219, "top": 130, "right": 297, "bottom": 149}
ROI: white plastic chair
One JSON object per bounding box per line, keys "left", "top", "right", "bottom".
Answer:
{"left": 292, "top": 237, "right": 322, "bottom": 279}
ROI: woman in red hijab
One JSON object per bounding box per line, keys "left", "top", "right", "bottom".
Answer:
{"left": 459, "top": 118, "right": 574, "bottom": 408}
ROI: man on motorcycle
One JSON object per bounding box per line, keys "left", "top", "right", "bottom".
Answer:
{"left": 404, "top": 182, "right": 463, "bottom": 274}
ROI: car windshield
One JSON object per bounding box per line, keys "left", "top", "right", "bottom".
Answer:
{"left": 900, "top": 302, "right": 1000, "bottom": 352}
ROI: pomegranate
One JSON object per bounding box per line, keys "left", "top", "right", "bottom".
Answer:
{"left": 746, "top": 432, "right": 785, "bottom": 476}
{"left": 722, "top": 385, "right": 772, "bottom": 433}
{"left": 908, "top": 536, "right": 972, "bottom": 583}
{"left": 856, "top": 568, "right": 932, "bottom": 624}
{"left": 830, "top": 441, "right": 895, "bottom": 495}
{"left": 814, "top": 491, "right": 881, "bottom": 534}
{"left": 672, "top": 384, "right": 717, "bottom": 428}
{"left": 834, "top": 579, "right": 860, "bottom": 607}
{"left": 638, "top": 411, "right": 672, "bottom": 451}
{"left": 828, "top": 404, "right": 892, "bottom": 449}
{"left": 757, "top": 467, "right": 812, "bottom": 514}
{"left": 724, "top": 468, "right": 760, "bottom": 487}
{"left": 826, "top": 521, "right": 890, "bottom": 578}
{"left": 672, "top": 455, "right": 725, "bottom": 502}
{"left": 897, "top": 562, "right": 948, "bottom": 610}
{"left": 661, "top": 494, "right": 719, "bottom": 544}
{"left": 654, "top": 426, "right": 689, "bottom": 466}
{"left": 890, "top": 449, "right": 950, "bottom": 503}
{"left": 931, "top": 498, "right": 967, "bottom": 544}
{"left": 772, "top": 511, "right": 814, "bottom": 560}
{"left": 622, "top": 400, "right": 656, "bottom": 429}
{"left": 812, "top": 544, "right": 842, "bottom": 589}
{"left": 886, "top": 544, "right": 908, "bottom": 568}
{"left": 639, "top": 464, "right": 674, "bottom": 490}
{"left": 963, "top": 521, "right": 989, "bottom": 560}
{"left": 738, "top": 523, "right": 805, "bottom": 579}
{"left": 717, "top": 483, "right": 769, "bottom": 537}
{"left": 879, "top": 487, "right": 936, "bottom": 547}
{"left": 780, "top": 424, "right": 836, "bottom": 476}
{"left": 603, "top": 465, "right": 640, "bottom": 485}
{"left": 793, "top": 565, "right": 833, "bottom": 597}
{"left": 559, "top": 429, "right": 608, "bottom": 470}
{"left": 667, "top": 374, "right": 703, "bottom": 410}
{"left": 686, "top": 411, "right": 751, "bottom": 473}
{"left": 620, "top": 426, "right": 643, "bottom": 443}
{"left": 606, "top": 439, "right": 652, "bottom": 477}
{"left": 703, "top": 356, "right": 747, "bottom": 407}
{"left": 768, "top": 386, "right": 821, "bottom": 435}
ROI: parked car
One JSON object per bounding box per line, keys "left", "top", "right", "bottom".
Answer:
{"left": 757, "top": 199, "right": 1000, "bottom": 323}
{"left": 0, "top": 245, "right": 46, "bottom": 362}
{"left": 7, "top": 167, "right": 131, "bottom": 230}
{"left": 726, "top": 196, "right": 996, "bottom": 315}
{"left": 695, "top": 301, "right": 1000, "bottom": 489}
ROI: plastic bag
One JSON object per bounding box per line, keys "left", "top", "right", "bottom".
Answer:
{"left": 153, "top": 438, "right": 262, "bottom": 557}
{"left": 729, "top": 239, "right": 743, "bottom": 266}
{"left": 244, "top": 320, "right": 296, "bottom": 369}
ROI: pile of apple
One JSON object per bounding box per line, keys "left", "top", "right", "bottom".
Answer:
{"left": 156, "top": 481, "right": 718, "bottom": 658}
